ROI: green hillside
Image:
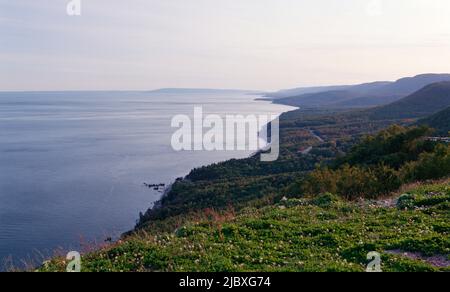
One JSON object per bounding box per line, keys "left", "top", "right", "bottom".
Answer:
{"left": 39, "top": 180, "right": 450, "bottom": 272}
{"left": 419, "top": 106, "right": 450, "bottom": 136}
{"left": 36, "top": 108, "right": 450, "bottom": 272}
{"left": 370, "top": 82, "right": 450, "bottom": 119}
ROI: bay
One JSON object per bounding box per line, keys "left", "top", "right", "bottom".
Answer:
{"left": 0, "top": 90, "right": 294, "bottom": 268}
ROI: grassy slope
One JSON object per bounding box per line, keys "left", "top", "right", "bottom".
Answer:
{"left": 35, "top": 107, "right": 449, "bottom": 272}
{"left": 40, "top": 180, "right": 449, "bottom": 272}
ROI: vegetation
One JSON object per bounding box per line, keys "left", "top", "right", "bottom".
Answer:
{"left": 302, "top": 164, "right": 402, "bottom": 200}
{"left": 302, "top": 126, "right": 449, "bottom": 200}
{"left": 370, "top": 81, "right": 450, "bottom": 119}
{"left": 39, "top": 181, "right": 450, "bottom": 272}
{"left": 35, "top": 94, "right": 450, "bottom": 272}
{"left": 334, "top": 125, "right": 435, "bottom": 169}
{"left": 139, "top": 123, "right": 448, "bottom": 225}
{"left": 419, "top": 106, "right": 450, "bottom": 136}
{"left": 401, "top": 144, "right": 450, "bottom": 182}
{"left": 137, "top": 108, "right": 399, "bottom": 224}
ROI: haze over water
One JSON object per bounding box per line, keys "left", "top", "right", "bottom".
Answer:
{"left": 0, "top": 90, "right": 293, "bottom": 267}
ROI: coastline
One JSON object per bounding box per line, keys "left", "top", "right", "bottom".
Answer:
{"left": 30, "top": 97, "right": 450, "bottom": 272}
{"left": 0, "top": 91, "right": 295, "bottom": 269}
{"left": 132, "top": 102, "right": 298, "bottom": 233}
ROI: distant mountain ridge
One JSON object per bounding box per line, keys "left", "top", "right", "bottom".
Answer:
{"left": 265, "top": 85, "right": 354, "bottom": 99}
{"left": 273, "top": 90, "right": 361, "bottom": 107}
{"left": 272, "top": 74, "right": 450, "bottom": 108}
{"left": 372, "top": 74, "right": 450, "bottom": 96}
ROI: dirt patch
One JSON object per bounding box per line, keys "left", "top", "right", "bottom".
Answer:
{"left": 386, "top": 250, "right": 450, "bottom": 268}
{"left": 373, "top": 198, "right": 398, "bottom": 208}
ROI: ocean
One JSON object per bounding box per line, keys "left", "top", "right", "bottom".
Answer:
{"left": 0, "top": 90, "right": 293, "bottom": 268}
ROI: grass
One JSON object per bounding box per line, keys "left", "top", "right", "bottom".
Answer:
{"left": 38, "top": 181, "right": 449, "bottom": 272}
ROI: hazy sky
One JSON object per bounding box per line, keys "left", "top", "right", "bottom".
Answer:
{"left": 1, "top": 0, "right": 450, "bottom": 91}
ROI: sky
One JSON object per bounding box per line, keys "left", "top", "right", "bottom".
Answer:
{"left": 1, "top": 0, "right": 450, "bottom": 91}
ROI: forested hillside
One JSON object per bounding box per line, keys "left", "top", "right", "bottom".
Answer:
{"left": 39, "top": 114, "right": 450, "bottom": 271}
{"left": 419, "top": 106, "right": 450, "bottom": 135}
{"left": 370, "top": 82, "right": 450, "bottom": 119}
{"left": 37, "top": 102, "right": 450, "bottom": 273}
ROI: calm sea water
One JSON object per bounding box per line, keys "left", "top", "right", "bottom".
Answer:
{"left": 0, "top": 90, "right": 293, "bottom": 268}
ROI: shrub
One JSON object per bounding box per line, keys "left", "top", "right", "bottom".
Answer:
{"left": 303, "top": 164, "right": 402, "bottom": 200}
{"left": 311, "top": 193, "right": 340, "bottom": 207}
{"left": 397, "top": 194, "right": 416, "bottom": 210}
{"left": 335, "top": 125, "right": 434, "bottom": 169}
{"left": 401, "top": 144, "right": 450, "bottom": 182}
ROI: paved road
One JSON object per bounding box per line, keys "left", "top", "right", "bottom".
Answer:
{"left": 309, "top": 130, "right": 324, "bottom": 142}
